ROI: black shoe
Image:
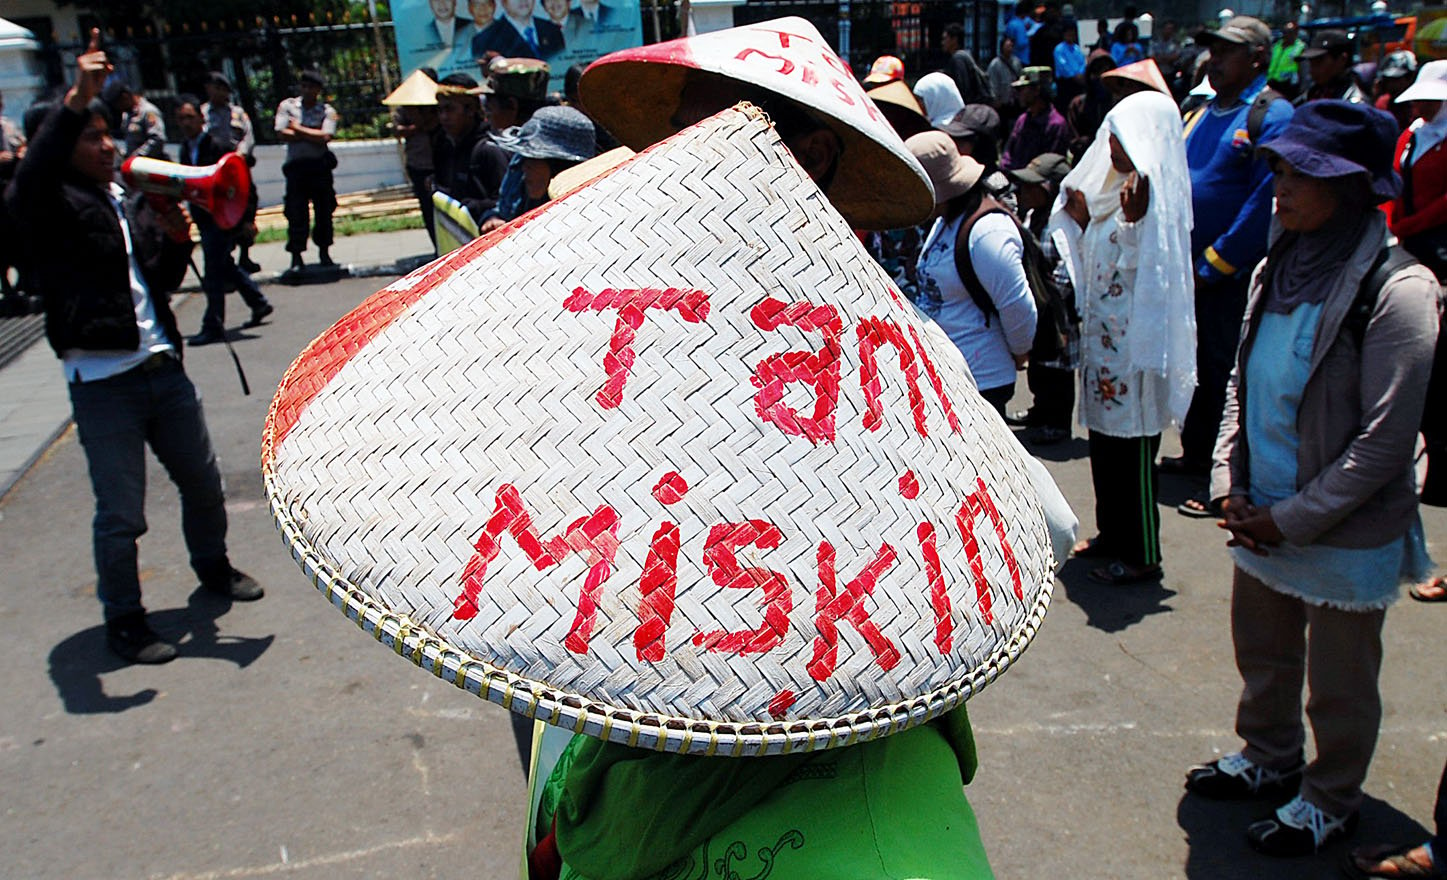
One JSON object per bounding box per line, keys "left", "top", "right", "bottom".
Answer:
{"left": 1247, "top": 796, "right": 1358, "bottom": 857}
{"left": 238, "top": 256, "right": 261, "bottom": 273}
{"left": 106, "top": 613, "right": 178, "bottom": 664}
{"left": 201, "top": 568, "right": 264, "bottom": 601}
{"left": 1186, "top": 752, "right": 1304, "bottom": 801}
{"left": 243, "top": 303, "right": 274, "bottom": 328}
{"left": 290, "top": 254, "right": 305, "bottom": 271}
{"left": 317, "top": 248, "right": 336, "bottom": 267}
{"left": 188, "top": 329, "right": 225, "bottom": 346}
{"left": 1159, "top": 454, "right": 1210, "bottom": 477}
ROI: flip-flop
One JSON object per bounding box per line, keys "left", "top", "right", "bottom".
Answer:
{"left": 1088, "top": 562, "right": 1162, "bottom": 586}
{"left": 1409, "top": 577, "right": 1447, "bottom": 603}
{"left": 1177, "top": 493, "right": 1220, "bottom": 519}
{"left": 1345, "top": 842, "right": 1443, "bottom": 878}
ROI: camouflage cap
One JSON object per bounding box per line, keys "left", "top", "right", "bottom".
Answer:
{"left": 480, "top": 57, "right": 551, "bottom": 101}
{"left": 1011, "top": 66, "right": 1054, "bottom": 88}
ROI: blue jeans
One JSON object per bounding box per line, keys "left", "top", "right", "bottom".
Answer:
{"left": 68, "top": 358, "right": 229, "bottom": 620}
{"left": 198, "top": 216, "right": 268, "bottom": 333}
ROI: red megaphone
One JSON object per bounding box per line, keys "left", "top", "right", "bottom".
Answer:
{"left": 120, "top": 153, "right": 252, "bottom": 230}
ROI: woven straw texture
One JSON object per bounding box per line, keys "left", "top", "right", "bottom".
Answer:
{"left": 263, "top": 105, "right": 1054, "bottom": 757}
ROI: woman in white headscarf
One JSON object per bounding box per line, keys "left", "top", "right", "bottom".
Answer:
{"left": 913, "top": 72, "right": 965, "bottom": 128}
{"left": 1048, "top": 90, "right": 1196, "bottom": 585}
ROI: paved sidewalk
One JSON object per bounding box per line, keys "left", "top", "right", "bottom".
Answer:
{"left": 0, "top": 227, "right": 434, "bottom": 502}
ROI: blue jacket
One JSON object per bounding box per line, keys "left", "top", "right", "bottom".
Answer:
{"left": 1184, "top": 75, "right": 1293, "bottom": 280}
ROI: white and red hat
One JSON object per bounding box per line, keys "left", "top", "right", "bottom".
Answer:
{"left": 577, "top": 18, "right": 933, "bottom": 231}
{"left": 264, "top": 105, "right": 1053, "bottom": 757}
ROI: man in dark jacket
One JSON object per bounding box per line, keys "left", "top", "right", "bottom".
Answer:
{"left": 3, "top": 32, "right": 262, "bottom": 665}
{"left": 432, "top": 73, "right": 508, "bottom": 225}
{"left": 175, "top": 93, "right": 272, "bottom": 345}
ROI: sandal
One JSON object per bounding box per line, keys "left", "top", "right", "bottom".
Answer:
{"left": 1177, "top": 492, "right": 1222, "bottom": 519}
{"left": 1347, "top": 842, "right": 1443, "bottom": 878}
{"left": 1088, "top": 561, "right": 1162, "bottom": 585}
{"left": 1409, "top": 577, "right": 1447, "bottom": 603}
{"left": 1072, "top": 536, "right": 1115, "bottom": 559}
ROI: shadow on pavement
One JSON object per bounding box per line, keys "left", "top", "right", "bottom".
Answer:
{"left": 1055, "top": 557, "right": 1177, "bottom": 633}
{"left": 1177, "top": 791, "right": 1429, "bottom": 879}
{"left": 1020, "top": 434, "right": 1089, "bottom": 463}
{"left": 47, "top": 587, "right": 274, "bottom": 715}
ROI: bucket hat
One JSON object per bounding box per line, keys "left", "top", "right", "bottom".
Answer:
{"left": 862, "top": 55, "right": 905, "bottom": 86}
{"left": 866, "top": 79, "right": 931, "bottom": 140}
{"left": 1397, "top": 59, "right": 1447, "bottom": 103}
{"left": 1258, "top": 99, "right": 1401, "bottom": 201}
{"left": 577, "top": 17, "right": 935, "bottom": 230}
{"left": 263, "top": 104, "right": 1053, "bottom": 757}
{"left": 906, "top": 130, "right": 986, "bottom": 204}
{"left": 490, "top": 105, "right": 598, "bottom": 162}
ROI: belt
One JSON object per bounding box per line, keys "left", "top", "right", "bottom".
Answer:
{"left": 136, "top": 351, "right": 179, "bottom": 373}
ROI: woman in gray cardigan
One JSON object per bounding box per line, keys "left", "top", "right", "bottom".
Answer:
{"left": 1180, "top": 101, "right": 1442, "bottom": 859}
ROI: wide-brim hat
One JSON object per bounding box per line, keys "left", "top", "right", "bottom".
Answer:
{"left": 866, "top": 80, "right": 932, "bottom": 140}
{"left": 383, "top": 69, "right": 439, "bottom": 106}
{"left": 1398, "top": 59, "right": 1447, "bottom": 103}
{"left": 263, "top": 104, "right": 1053, "bottom": 758}
{"left": 1102, "top": 58, "right": 1171, "bottom": 96}
{"left": 490, "top": 105, "right": 598, "bottom": 162}
{"left": 1258, "top": 99, "right": 1402, "bottom": 201}
{"left": 547, "top": 146, "right": 635, "bottom": 200}
{"left": 576, "top": 17, "right": 934, "bottom": 231}
{"left": 906, "top": 130, "right": 986, "bottom": 204}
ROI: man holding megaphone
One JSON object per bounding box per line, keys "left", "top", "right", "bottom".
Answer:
{"left": 3, "top": 30, "right": 263, "bottom": 665}
{"left": 173, "top": 93, "right": 273, "bottom": 346}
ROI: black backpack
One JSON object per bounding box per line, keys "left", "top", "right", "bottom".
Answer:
{"left": 952, "top": 196, "right": 1072, "bottom": 362}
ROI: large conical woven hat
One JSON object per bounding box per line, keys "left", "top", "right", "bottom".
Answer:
{"left": 578, "top": 17, "right": 933, "bottom": 231}
{"left": 263, "top": 105, "right": 1053, "bottom": 758}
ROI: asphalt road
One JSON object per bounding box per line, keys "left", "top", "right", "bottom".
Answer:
{"left": 1, "top": 274, "right": 1443, "bottom": 880}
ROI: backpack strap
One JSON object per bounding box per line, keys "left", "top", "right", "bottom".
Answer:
{"left": 1246, "top": 87, "right": 1284, "bottom": 146}
{"left": 952, "top": 196, "right": 1010, "bottom": 326}
{"left": 1344, "top": 245, "right": 1417, "bottom": 347}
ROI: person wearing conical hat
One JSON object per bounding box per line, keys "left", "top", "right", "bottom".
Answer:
{"left": 576, "top": 18, "right": 935, "bottom": 231}
{"left": 431, "top": 73, "right": 507, "bottom": 226}
{"left": 517, "top": 20, "right": 1019, "bottom": 879}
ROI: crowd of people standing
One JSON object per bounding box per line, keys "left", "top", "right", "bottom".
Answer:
{"left": 2, "top": 10, "right": 1446, "bottom": 875}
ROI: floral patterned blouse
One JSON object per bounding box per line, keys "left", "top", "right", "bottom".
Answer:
{"left": 1077, "top": 212, "right": 1174, "bottom": 438}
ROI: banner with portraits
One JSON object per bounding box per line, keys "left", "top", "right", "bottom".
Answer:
{"left": 392, "top": 0, "right": 644, "bottom": 91}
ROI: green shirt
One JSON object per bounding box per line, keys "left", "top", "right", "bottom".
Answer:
{"left": 536, "top": 706, "right": 994, "bottom": 880}
{"left": 1268, "top": 39, "right": 1305, "bottom": 86}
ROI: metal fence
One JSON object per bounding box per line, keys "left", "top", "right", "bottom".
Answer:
{"left": 36, "top": 14, "right": 401, "bottom": 146}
